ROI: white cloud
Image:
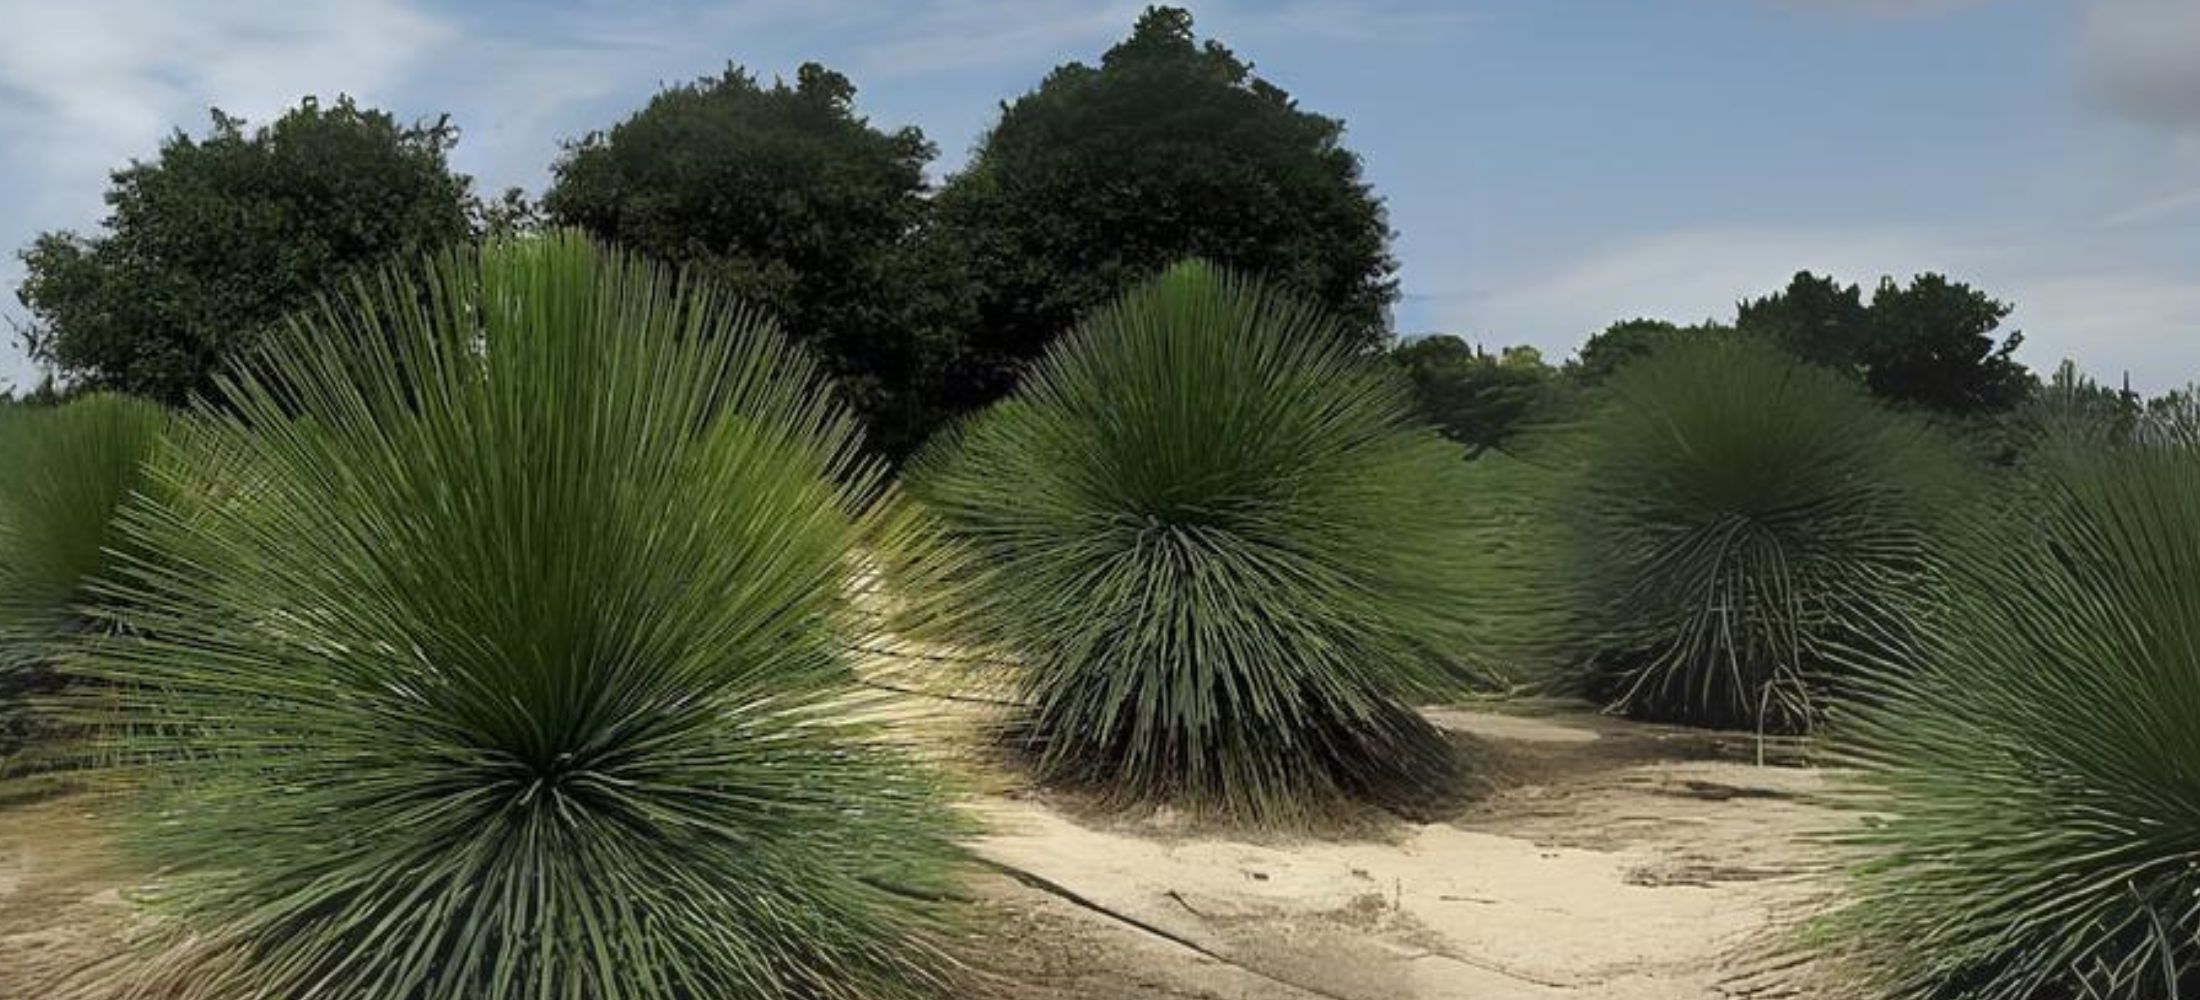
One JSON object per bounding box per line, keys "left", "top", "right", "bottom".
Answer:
{"left": 0, "top": 0, "right": 451, "bottom": 196}
{"left": 0, "top": 0, "right": 460, "bottom": 387}
{"left": 2079, "top": 0, "right": 2200, "bottom": 132}
{"left": 2102, "top": 185, "right": 2200, "bottom": 228}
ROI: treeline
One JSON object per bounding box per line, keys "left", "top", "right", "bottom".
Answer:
{"left": 12, "top": 7, "right": 1388, "bottom": 457}
{"left": 10, "top": 4, "right": 2160, "bottom": 461}
{"left": 1395, "top": 270, "right": 2181, "bottom": 460}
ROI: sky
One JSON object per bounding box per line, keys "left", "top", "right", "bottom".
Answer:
{"left": 0, "top": 0, "right": 2194, "bottom": 392}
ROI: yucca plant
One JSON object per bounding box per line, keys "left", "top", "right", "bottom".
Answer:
{"left": 63, "top": 233, "right": 966, "bottom": 999}
{"left": 1530, "top": 337, "right": 1958, "bottom": 733}
{"left": 1825, "top": 434, "right": 2200, "bottom": 999}
{"left": 908, "top": 261, "right": 1485, "bottom": 824}
{"left": 0, "top": 393, "right": 167, "bottom": 772}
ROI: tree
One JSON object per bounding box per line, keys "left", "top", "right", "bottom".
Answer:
{"left": 1862, "top": 273, "right": 2032, "bottom": 414}
{"left": 543, "top": 63, "right": 957, "bottom": 456}
{"left": 1391, "top": 335, "right": 1558, "bottom": 457}
{"left": 2143, "top": 384, "right": 2200, "bottom": 444}
{"left": 933, "top": 5, "right": 1397, "bottom": 409}
{"left": 1730, "top": 271, "right": 1869, "bottom": 369}
{"left": 475, "top": 187, "right": 543, "bottom": 239}
{"left": 2030, "top": 360, "right": 2139, "bottom": 441}
{"left": 1737, "top": 271, "right": 2031, "bottom": 416}
{"left": 1567, "top": 318, "right": 1729, "bottom": 386}
{"left": 15, "top": 97, "right": 474, "bottom": 404}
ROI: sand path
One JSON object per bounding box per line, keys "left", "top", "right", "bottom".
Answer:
{"left": 0, "top": 704, "right": 1844, "bottom": 999}
{"left": 962, "top": 705, "right": 1840, "bottom": 999}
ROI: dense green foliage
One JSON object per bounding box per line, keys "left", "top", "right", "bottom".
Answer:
{"left": 911, "top": 262, "right": 1477, "bottom": 824}
{"left": 545, "top": 63, "right": 960, "bottom": 457}
{"left": 933, "top": 6, "right": 1396, "bottom": 410}
{"left": 1737, "top": 271, "right": 2032, "bottom": 417}
{"left": 0, "top": 394, "right": 167, "bottom": 771}
{"left": 1828, "top": 432, "right": 2200, "bottom": 999}
{"left": 1389, "top": 336, "right": 1559, "bottom": 456}
{"left": 1566, "top": 318, "right": 1729, "bottom": 386}
{"left": 1565, "top": 273, "right": 2032, "bottom": 421}
{"left": 1527, "top": 338, "right": 1958, "bottom": 733}
{"left": 16, "top": 97, "right": 474, "bottom": 404}
{"left": 65, "top": 234, "right": 964, "bottom": 998}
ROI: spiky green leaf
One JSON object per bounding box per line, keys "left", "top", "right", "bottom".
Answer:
{"left": 910, "top": 261, "right": 1486, "bottom": 824}
{"left": 63, "top": 233, "right": 966, "bottom": 1000}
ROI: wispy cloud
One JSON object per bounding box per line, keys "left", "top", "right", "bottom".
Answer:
{"left": 0, "top": 0, "right": 451, "bottom": 196}
{"left": 2102, "top": 185, "right": 2200, "bottom": 229}
{"left": 0, "top": 0, "right": 459, "bottom": 387}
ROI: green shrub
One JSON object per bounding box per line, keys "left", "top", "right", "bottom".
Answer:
{"left": 65, "top": 233, "right": 966, "bottom": 999}
{"left": 909, "top": 261, "right": 1483, "bottom": 824}
{"left": 0, "top": 393, "right": 167, "bottom": 771}
{"left": 1826, "top": 435, "right": 2200, "bottom": 999}
{"left": 1532, "top": 338, "right": 1958, "bottom": 733}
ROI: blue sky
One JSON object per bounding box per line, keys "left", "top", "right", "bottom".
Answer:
{"left": 1, "top": 0, "right": 2194, "bottom": 391}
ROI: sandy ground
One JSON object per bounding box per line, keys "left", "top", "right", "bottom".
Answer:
{"left": 0, "top": 788, "right": 132, "bottom": 998}
{"left": 956, "top": 704, "right": 1840, "bottom": 1000}
{"left": 0, "top": 703, "right": 1844, "bottom": 999}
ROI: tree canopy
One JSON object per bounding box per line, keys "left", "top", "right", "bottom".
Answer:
{"left": 1737, "top": 271, "right": 2032, "bottom": 416}
{"left": 543, "top": 63, "right": 958, "bottom": 456}
{"left": 1391, "top": 336, "right": 1559, "bottom": 456}
{"left": 14, "top": 96, "right": 474, "bottom": 404}
{"left": 933, "top": 5, "right": 1397, "bottom": 409}
{"left": 1567, "top": 318, "right": 1730, "bottom": 387}
{"left": 1563, "top": 273, "right": 2033, "bottom": 419}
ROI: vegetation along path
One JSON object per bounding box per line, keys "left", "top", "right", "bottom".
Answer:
{"left": 0, "top": 704, "right": 1843, "bottom": 1000}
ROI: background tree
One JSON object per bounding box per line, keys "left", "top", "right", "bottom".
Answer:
{"left": 1737, "top": 270, "right": 2031, "bottom": 416}
{"left": 1391, "top": 336, "right": 1558, "bottom": 457}
{"left": 15, "top": 97, "right": 474, "bottom": 403}
{"left": 933, "top": 5, "right": 1397, "bottom": 409}
{"left": 1729, "top": 271, "right": 1869, "bottom": 369}
{"left": 475, "top": 187, "right": 543, "bottom": 239}
{"left": 2142, "top": 384, "right": 2200, "bottom": 444}
{"left": 1566, "top": 318, "right": 1729, "bottom": 386}
{"left": 544, "top": 63, "right": 957, "bottom": 456}
{"left": 2026, "top": 360, "right": 2139, "bottom": 442}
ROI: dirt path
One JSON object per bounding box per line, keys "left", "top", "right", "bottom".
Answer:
{"left": 962, "top": 705, "right": 1841, "bottom": 999}
{"left": 0, "top": 791, "right": 130, "bottom": 999}
{"left": 0, "top": 705, "right": 1844, "bottom": 999}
